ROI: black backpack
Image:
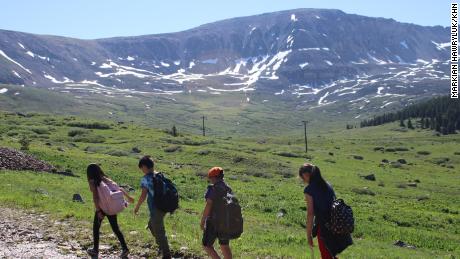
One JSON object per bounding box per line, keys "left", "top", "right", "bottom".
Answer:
{"left": 326, "top": 199, "right": 354, "bottom": 235}
{"left": 212, "top": 184, "right": 244, "bottom": 240}
{"left": 152, "top": 173, "right": 179, "bottom": 214}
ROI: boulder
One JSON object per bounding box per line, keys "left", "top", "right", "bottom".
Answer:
{"left": 363, "top": 174, "right": 376, "bottom": 181}
{"left": 397, "top": 159, "right": 407, "bottom": 164}
{"left": 72, "top": 194, "right": 84, "bottom": 203}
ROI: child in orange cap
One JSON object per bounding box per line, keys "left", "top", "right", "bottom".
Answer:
{"left": 200, "top": 167, "right": 233, "bottom": 259}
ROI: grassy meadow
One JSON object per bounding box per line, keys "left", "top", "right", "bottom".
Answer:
{"left": 0, "top": 110, "right": 459, "bottom": 258}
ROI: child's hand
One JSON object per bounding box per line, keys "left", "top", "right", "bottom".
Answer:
{"left": 308, "top": 236, "right": 314, "bottom": 248}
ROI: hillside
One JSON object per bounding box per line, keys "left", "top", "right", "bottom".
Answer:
{"left": 0, "top": 111, "right": 459, "bottom": 258}
{"left": 0, "top": 8, "right": 450, "bottom": 111}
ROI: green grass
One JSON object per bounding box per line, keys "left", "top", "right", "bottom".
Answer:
{"left": 0, "top": 110, "right": 459, "bottom": 258}
{"left": 0, "top": 84, "right": 386, "bottom": 137}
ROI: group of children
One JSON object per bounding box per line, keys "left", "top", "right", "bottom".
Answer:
{"left": 86, "top": 156, "right": 234, "bottom": 259}
{"left": 86, "top": 156, "right": 352, "bottom": 259}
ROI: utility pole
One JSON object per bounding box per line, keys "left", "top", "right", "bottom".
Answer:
{"left": 202, "top": 116, "right": 206, "bottom": 136}
{"left": 302, "top": 120, "right": 308, "bottom": 153}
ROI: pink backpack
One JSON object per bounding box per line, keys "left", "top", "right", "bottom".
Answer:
{"left": 97, "top": 178, "right": 127, "bottom": 215}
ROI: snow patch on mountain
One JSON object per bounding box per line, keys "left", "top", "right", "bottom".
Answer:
{"left": 299, "top": 62, "right": 309, "bottom": 68}
{"left": 400, "top": 41, "right": 409, "bottom": 49}
{"left": 0, "top": 88, "right": 8, "bottom": 94}
{"left": 431, "top": 41, "right": 450, "bottom": 50}
{"left": 44, "top": 73, "right": 74, "bottom": 84}
{"left": 299, "top": 47, "right": 330, "bottom": 51}
{"left": 12, "top": 70, "right": 21, "bottom": 78}
{"left": 0, "top": 50, "right": 32, "bottom": 74}
{"left": 202, "top": 58, "right": 218, "bottom": 64}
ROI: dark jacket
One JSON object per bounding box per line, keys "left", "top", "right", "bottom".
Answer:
{"left": 304, "top": 182, "right": 353, "bottom": 256}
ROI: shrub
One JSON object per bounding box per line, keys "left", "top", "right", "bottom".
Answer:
{"left": 454, "top": 152, "right": 460, "bottom": 156}
{"left": 68, "top": 129, "right": 88, "bottom": 137}
{"left": 67, "top": 121, "right": 110, "bottom": 129}
{"left": 275, "top": 151, "right": 301, "bottom": 158}
{"left": 84, "top": 146, "right": 108, "bottom": 153}
{"left": 280, "top": 170, "right": 294, "bottom": 178}
{"left": 164, "top": 145, "right": 182, "bottom": 153}
{"left": 417, "top": 195, "right": 430, "bottom": 201}
{"left": 7, "top": 131, "right": 19, "bottom": 136}
{"left": 196, "top": 150, "right": 210, "bottom": 155}
{"left": 396, "top": 183, "right": 407, "bottom": 189}
{"left": 394, "top": 147, "right": 409, "bottom": 152}
{"left": 353, "top": 155, "right": 364, "bottom": 160}
{"left": 390, "top": 162, "right": 403, "bottom": 168}
{"left": 30, "top": 127, "right": 50, "bottom": 135}
{"left": 374, "top": 147, "right": 384, "bottom": 151}
{"left": 417, "top": 151, "right": 431, "bottom": 155}
{"left": 385, "top": 148, "right": 396, "bottom": 152}
{"left": 430, "top": 157, "right": 450, "bottom": 165}
{"left": 106, "top": 150, "right": 129, "bottom": 157}
{"left": 19, "top": 136, "right": 30, "bottom": 151}
{"left": 251, "top": 172, "right": 273, "bottom": 178}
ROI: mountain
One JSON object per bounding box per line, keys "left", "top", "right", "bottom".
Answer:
{"left": 0, "top": 8, "right": 450, "bottom": 110}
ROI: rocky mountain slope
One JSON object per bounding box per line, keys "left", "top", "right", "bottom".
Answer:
{"left": 0, "top": 8, "right": 450, "bottom": 108}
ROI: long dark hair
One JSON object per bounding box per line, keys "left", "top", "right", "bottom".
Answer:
{"left": 299, "top": 163, "right": 329, "bottom": 191}
{"left": 87, "top": 163, "right": 106, "bottom": 186}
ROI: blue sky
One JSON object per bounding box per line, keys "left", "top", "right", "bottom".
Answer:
{"left": 1, "top": 0, "right": 450, "bottom": 39}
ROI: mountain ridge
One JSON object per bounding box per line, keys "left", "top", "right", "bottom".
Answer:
{"left": 0, "top": 8, "right": 450, "bottom": 112}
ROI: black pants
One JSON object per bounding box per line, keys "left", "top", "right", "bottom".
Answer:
{"left": 93, "top": 212, "right": 128, "bottom": 251}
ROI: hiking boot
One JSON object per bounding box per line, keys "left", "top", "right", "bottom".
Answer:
{"left": 120, "top": 248, "right": 130, "bottom": 258}
{"left": 162, "top": 252, "right": 172, "bottom": 259}
{"left": 87, "top": 248, "right": 99, "bottom": 257}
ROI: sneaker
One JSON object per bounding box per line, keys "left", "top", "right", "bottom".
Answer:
{"left": 87, "top": 248, "right": 99, "bottom": 257}
{"left": 120, "top": 249, "right": 130, "bottom": 258}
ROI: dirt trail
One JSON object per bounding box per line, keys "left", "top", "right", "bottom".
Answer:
{"left": 0, "top": 207, "right": 136, "bottom": 259}
{"left": 0, "top": 207, "right": 201, "bottom": 259}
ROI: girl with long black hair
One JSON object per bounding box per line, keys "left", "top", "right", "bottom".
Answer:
{"left": 299, "top": 163, "right": 352, "bottom": 259}
{"left": 86, "top": 163, "right": 134, "bottom": 258}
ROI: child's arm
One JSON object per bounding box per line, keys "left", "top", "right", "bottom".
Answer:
{"left": 120, "top": 188, "right": 135, "bottom": 204}
{"left": 305, "top": 194, "right": 315, "bottom": 248}
{"left": 200, "top": 199, "right": 213, "bottom": 230}
{"left": 134, "top": 188, "right": 148, "bottom": 215}
{"left": 89, "top": 182, "right": 101, "bottom": 210}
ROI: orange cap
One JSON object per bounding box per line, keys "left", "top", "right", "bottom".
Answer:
{"left": 208, "top": 167, "right": 223, "bottom": 178}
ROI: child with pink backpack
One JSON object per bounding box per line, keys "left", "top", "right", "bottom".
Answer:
{"left": 86, "top": 163, "right": 134, "bottom": 258}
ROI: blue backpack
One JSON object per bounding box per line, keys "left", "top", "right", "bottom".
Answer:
{"left": 152, "top": 173, "right": 179, "bottom": 213}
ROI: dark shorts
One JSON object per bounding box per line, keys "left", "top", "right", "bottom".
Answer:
{"left": 202, "top": 219, "right": 229, "bottom": 247}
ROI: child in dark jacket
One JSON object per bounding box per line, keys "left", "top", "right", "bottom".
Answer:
{"left": 201, "top": 167, "right": 233, "bottom": 259}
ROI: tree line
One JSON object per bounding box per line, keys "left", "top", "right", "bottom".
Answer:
{"left": 359, "top": 96, "right": 460, "bottom": 135}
